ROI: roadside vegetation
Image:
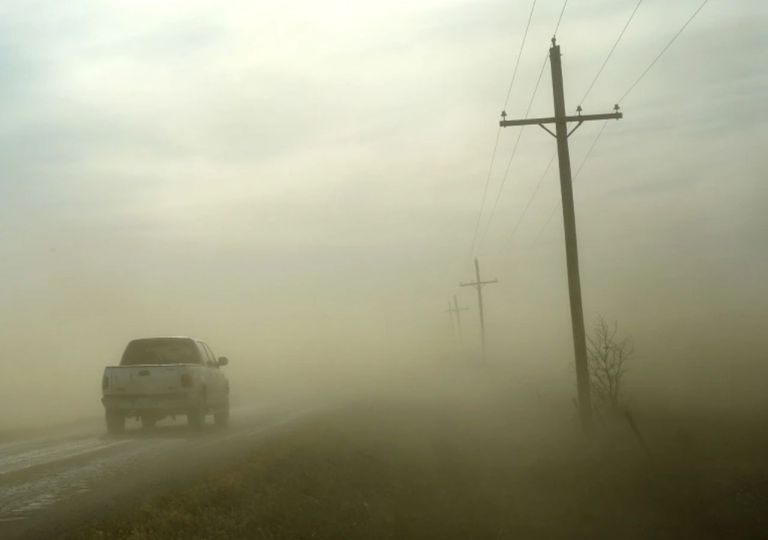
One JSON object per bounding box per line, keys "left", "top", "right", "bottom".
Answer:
{"left": 588, "top": 316, "right": 634, "bottom": 414}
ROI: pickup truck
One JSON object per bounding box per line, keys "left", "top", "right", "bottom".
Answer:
{"left": 101, "top": 337, "right": 230, "bottom": 433}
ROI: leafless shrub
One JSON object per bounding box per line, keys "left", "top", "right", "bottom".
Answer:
{"left": 587, "top": 316, "right": 633, "bottom": 412}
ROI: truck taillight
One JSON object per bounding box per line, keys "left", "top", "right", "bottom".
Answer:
{"left": 102, "top": 375, "right": 109, "bottom": 390}
{"left": 181, "top": 373, "right": 193, "bottom": 387}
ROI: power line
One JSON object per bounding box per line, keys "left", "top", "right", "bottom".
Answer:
{"left": 506, "top": 151, "right": 556, "bottom": 245}
{"left": 503, "top": 0, "right": 539, "bottom": 108}
{"left": 477, "top": 54, "right": 549, "bottom": 251}
{"left": 496, "top": 54, "right": 549, "bottom": 209}
{"left": 466, "top": 126, "right": 503, "bottom": 263}
{"left": 553, "top": 0, "right": 570, "bottom": 37}
{"left": 579, "top": 0, "right": 644, "bottom": 106}
{"left": 618, "top": 0, "right": 711, "bottom": 104}
{"left": 490, "top": 150, "right": 556, "bottom": 268}
{"left": 464, "top": 0, "right": 539, "bottom": 268}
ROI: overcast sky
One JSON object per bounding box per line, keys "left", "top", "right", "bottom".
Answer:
{"left": 0, "top": 1, "right": 765, "bottom": 423}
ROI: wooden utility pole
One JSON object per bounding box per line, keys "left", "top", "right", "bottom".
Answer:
{"left": 447, "top": 294, "right": 469, "bottom": 346}
{"left": 460, "top": 258, "right": 497, "bottom": 362}
{"left": 444, "top": 301, "right": 456, "bottom": 336}
{"left": 499, "top": 38, "right": 623, "bottom": 434}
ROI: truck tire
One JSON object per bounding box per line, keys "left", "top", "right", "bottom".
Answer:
{"left": 106, "top": 409, "right": 125, "bottom": 434}
{"left": 187, "top": 408, "right": 204, "bottom": 429}
{"left": 188, "top": 387, "right": 207, "bottom": 430}
{"left": 214, "top": 402, "right": 230, "bottom": 428}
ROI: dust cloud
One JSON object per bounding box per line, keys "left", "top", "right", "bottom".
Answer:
{"left": 0, "top": 0, "right": 765, "bottom": 449}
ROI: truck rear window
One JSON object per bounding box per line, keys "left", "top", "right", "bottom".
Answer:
{"left": 121, "top": 338, "right": 202, "bottom": 366}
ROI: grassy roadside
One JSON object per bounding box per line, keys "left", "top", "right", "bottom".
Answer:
{"left": 67, "top": 384, "right": 768, "bottom": 540}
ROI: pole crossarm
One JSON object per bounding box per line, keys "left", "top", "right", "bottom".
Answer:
{"left": 459, "top": 258, "right": 497, "bottom": 362}
{"left": 499, "top": 111, "right": 622, "bottom": 128}
{"left": 499, "top": 115, "right": 556, "bottom": 127}
{"left": 448, "top": 295, "right": 468, "bottom": 347}
{"left": 460, "top": 279, "right": 498, "bottom": 288}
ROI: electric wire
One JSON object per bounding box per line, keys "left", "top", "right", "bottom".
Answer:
{"left": 496, "top": 53, "right": 549, "bottom": 211}
{"left": 466, "top": 126, "right": 503, "bottom": 262}
{"left": 578, "top": 0, "right": 644, "bottom": 106}
{"left": 506, "top": 151, "right": 556, "bottom": 244}
{"left": 479, "top": 0, "right": 570, "bottom": 258}
{"left": 553, "top": 0, "right": 569, "bottom": 38}
{"left": 618, "top": 0, "right": 711, "bottom": 104}
{"left": 464, "top": 0, "right": 539, "bottom": 269}
{"left": 503, "top": 0, "right": 539, "bottom": 109}
{"left": 476, "top": 53, "right": 548, "bottom": 252}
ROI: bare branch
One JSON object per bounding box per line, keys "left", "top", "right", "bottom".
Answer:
{"left": 587, "top": 314, "right": 633, "bottom": 413}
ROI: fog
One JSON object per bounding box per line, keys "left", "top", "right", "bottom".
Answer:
{"left": 0, "top": 0, "right": 765, "bottom": 432}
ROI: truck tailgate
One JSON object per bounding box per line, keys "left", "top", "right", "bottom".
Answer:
{"left": 105, "top": 365, "right": 186, "bottom": 395}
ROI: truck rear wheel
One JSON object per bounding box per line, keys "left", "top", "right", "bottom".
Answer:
{"left": 214, "top": 403, "right": 229, "bottom": 428}
{"left": 106, "top": 409, "right": 125, "bottom": 434}
{"left": 187, "top": 408, "right": 204, "bottom": 429}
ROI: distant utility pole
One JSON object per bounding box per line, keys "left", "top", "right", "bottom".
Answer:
{"left": 499, "top": 38, "right": 623, "bottom": 434}
{"left": 446, "top": 294, "right": 469, "bottom": 346}
{"left": 460, "top": 258, "right": 498, "bottom": 362}
{"left": 445, "top": 301, "right": 456, "bottom": 335}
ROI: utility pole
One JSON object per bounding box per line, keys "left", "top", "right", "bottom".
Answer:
{"left": 444, "top": 301, "right": 456, "bottom": 336}
{"left": 460, "top": 258, "right": 498, "bottom": 362}
{"left": 499, "top": 38, "right": 623, "bottom": 434}
{"left": 446, "top": 294, "right": 469, "bottom": 346}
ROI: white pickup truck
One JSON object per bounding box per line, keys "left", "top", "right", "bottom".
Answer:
{"left": 101, "top": 337, "right": 230, "bottom": 433}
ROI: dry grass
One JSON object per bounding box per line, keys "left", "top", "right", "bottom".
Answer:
{"left": 67, "top": 381, "right": 768, "bottom": 540}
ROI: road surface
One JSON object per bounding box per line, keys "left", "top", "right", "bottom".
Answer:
{"left": 0, "top": 399, "right": 320, "bottom": 539}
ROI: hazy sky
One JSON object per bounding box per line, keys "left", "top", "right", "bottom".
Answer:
{"left": 0, "top": 1, "right": 765, "bottom": 424}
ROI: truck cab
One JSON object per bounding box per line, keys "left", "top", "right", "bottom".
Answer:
{"left": 101, "top": 337, "right": 230, "bottom": 433}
